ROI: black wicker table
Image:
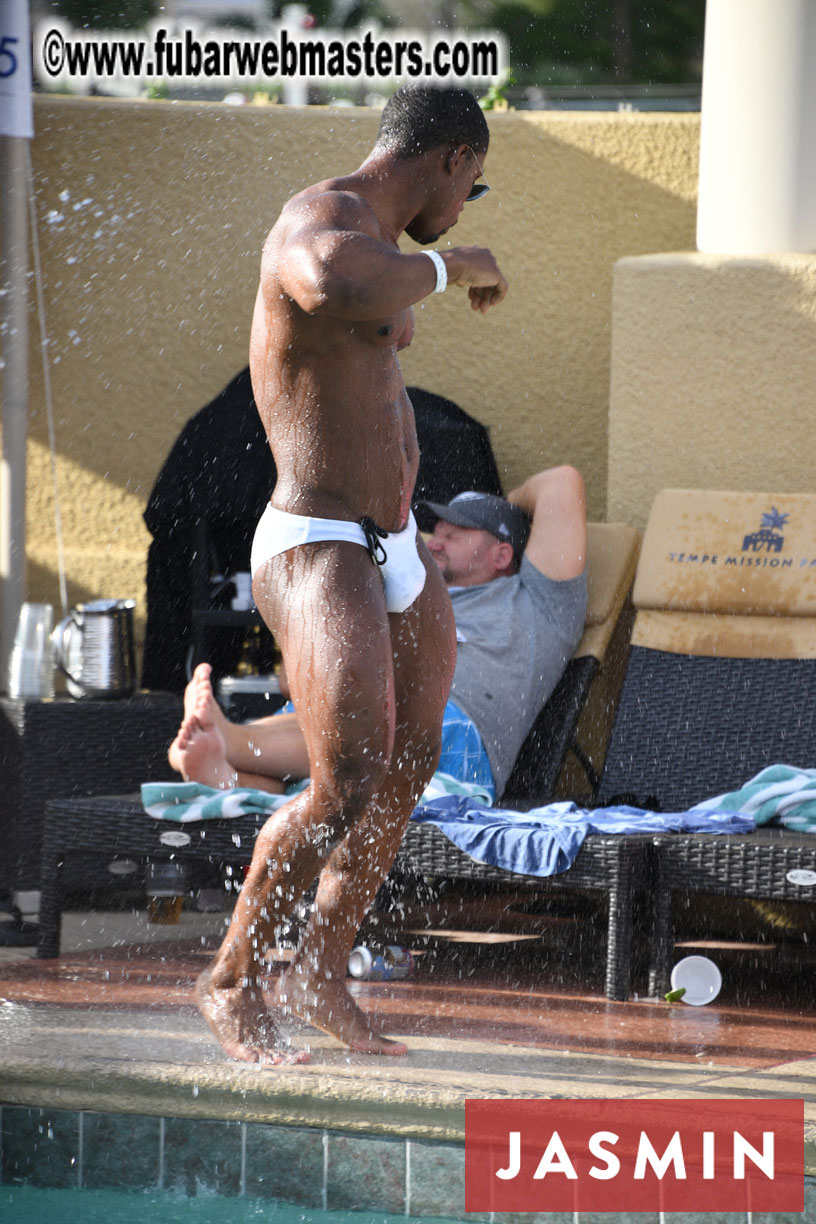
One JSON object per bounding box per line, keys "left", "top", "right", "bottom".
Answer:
{"left": 649, "top": 827, "right": 816, "bottom": 996}
{"left": 395, "top": 822, "right": 654, "bottom": 1001}
{"left": 37, "top": 793, "right": 268, "bottom": 958}
{"left": 0, "top": 693, "right": 183, "bottom": 904}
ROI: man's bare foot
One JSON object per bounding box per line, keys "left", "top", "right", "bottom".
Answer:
{"left": 182, "top": 662, "right": 230, "bottom": 735}
{"left": 196, "top": 969, "right": 311, "bottom": 1065}
{"left": 170, "top": 711, "right": 238, "bottom": 789}
{"left": 274, "top": 965, "right": 409, "bottom": 1056}
{"left": 171, "top": 663, "right": 232, "bottom": 776}
{"left": 183, "top": 662, "right": 210, "bottom": 720}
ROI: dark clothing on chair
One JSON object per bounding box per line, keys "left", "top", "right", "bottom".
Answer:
{"left": 141, "top": 372, "right": 503, "bottom": 692}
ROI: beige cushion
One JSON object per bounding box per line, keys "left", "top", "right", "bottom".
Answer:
{"left": 634, "top": 488, "right": 816, "bottom": 617}
{"left": 575, "top": 522, "right": 640, "bottom": 660}
{"left": 632, "top": 609, "right": 816, "bottom": 659}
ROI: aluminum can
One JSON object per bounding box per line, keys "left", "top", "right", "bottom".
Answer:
{"left": 347, "top": 945, "right": 414, "bottom": 981}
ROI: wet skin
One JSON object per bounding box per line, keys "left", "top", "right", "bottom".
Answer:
{"left": 197, "top": 144, "right": 507, "bottom": 1062}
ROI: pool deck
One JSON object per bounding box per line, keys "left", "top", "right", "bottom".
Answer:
{"left": 1, "top": 904, "right": 815, "bottom": 1171}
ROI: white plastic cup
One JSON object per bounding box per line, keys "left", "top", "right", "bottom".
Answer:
{"left": 7, "top": 603, "right": 54, "bottom": 698}
{"left": 670, "top": 955, "right": 723, "bottom": 1006}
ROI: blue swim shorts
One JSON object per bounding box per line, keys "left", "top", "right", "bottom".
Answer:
{"left": 437, "top": 699, "right": 495, "bottom": 799}
{"left": 272, "top": 697, "right": 495, "bottom": 800}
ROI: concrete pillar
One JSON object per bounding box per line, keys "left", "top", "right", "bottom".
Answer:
{"left": 607, "top": 253, "right": 816, "bottom": 529}
{"left": 697, "top": 0, "right": 816, "bottom": 254}
{"left": 0, "top": 136, "right": 29, "bottom": 693}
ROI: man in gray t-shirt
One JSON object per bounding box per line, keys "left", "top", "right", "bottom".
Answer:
{"left": 169, "top": 466, "right": 588, "bottom": 801}
{"left": 421, "top": 467, "right": 587, "bottom": 794}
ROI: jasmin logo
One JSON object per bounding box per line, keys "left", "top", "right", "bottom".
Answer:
{"left": 465, "top": 1098, "right": 804, "bottom": 1212}
{"left": 496, "top": 1126, "right": 773, "bottom": 1181}
{"left": 742, "top": 507, "right": 789, "bottom": 554}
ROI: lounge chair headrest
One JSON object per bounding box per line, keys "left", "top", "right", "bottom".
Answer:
{"left": 575, "top": 522, "right": 640, "bottom": 660}
{"left": 634, "top": 488, "right": 816, "bottom": 617}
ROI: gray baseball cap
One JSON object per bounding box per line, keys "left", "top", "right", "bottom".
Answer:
{"left": 420, "top": 490, "right": 531, "bottom": 563}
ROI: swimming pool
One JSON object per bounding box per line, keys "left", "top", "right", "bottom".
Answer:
{"left": 0, "top": 1105, "right": 474, "bottom": 1221}
{"left": 2, "top": 1186, "right": 467, "bottom": 1224}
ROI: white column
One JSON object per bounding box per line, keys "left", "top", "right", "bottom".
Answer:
{"left": 0, "top": 0, "right": 33, "bottom": 691}
{"left": 0, "top": 137, "right": 29, "bottom": 693}
{"left": 697, "top": 0, "right": 816, "bottom": 254}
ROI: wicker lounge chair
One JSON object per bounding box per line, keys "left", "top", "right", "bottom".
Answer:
{"left": 595, "top": 489, "right": 816, "bottom": 996}
{"left": 393, "top": 521, "right": 645, "bottom": 1000}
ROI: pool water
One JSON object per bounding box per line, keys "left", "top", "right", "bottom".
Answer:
{"left": 1, "top": 1185, "right": 465, "bottom": 1224}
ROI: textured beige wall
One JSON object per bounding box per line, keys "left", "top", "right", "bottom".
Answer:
{"left": 14, "top": 97, "right": 699, "bottom": 656}
{"left": 608, "top": 253, "right": 816, "bottom": 529}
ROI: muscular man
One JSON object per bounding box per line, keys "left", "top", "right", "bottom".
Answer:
{"left": 191, "top": 86, "right": 508, "bottom": 1065}
{"left": 173, "top": 466, "right": 588, "bottom": 802}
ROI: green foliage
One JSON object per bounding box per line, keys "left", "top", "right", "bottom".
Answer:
{"left": 51, "top": 0, "right": 156, "bottom": 30}
{"left": 479, "top": 69, "right": 517, "bottom": 110}
{"left": 484, "top": 0, "right": 706, "bottom": 86}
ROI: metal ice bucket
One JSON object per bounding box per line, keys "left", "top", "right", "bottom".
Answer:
{"left": 52, "top": 599, "right": 136, "bottom": 698}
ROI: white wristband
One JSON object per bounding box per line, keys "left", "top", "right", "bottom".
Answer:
{"left": 422, "top": 249, "right": 447, "bottom": 293}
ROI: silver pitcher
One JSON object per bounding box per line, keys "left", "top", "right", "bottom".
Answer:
{"left": 52, "top": 599, "right": 136, "bottom": 699}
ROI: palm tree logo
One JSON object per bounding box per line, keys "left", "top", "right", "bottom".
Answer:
{"left": 742, "top": 507, "right": 789, "bottom": 554}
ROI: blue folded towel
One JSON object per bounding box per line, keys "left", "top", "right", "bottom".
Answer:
{"left": 409, "top": 799, "right": 754, "bottom": 878}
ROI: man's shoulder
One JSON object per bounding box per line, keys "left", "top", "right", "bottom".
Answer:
{"left": 456, "top": 559, "right": 586, "bottom": 613}
{"left": 518, "top": 554, "right": 587, "bottom": 592}
{"left": 276, "top": 181, "right": 381, "bottom": 241}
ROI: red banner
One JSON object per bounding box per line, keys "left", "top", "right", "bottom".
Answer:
{"left": 465, "top": 1098, "right": 803, "bottom": 1213}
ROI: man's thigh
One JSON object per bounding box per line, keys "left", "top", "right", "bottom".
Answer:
{"left": 388, "top": 536, "right": 457, "bottom": 757}
{"left": 253, "top": 540, "right": 397, "bottom": 778}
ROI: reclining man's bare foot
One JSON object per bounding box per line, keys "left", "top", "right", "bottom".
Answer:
{"left": 274, "top": 966, "right": 409, "bottom": 1056}
{"left": 182, "top": 662, "right": 230, "bottom": 736}
{"left": 171, "top": 662, "right": 247, "bottom": 777}
{"left": 183, "top": 662, "right": 208, "bottom": 719}
{"left": 196, "top": 969, "right": 311, "bottom": 1065}
{"left": 170, "top": 711, "right": 238, "bottom": 789}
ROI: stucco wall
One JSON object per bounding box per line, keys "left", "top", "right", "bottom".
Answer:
{"left": 14, "top": 96, "right": 699, "bottom": 657}
{"left": 608, "top": 253, "right": 816, "bottom": 530}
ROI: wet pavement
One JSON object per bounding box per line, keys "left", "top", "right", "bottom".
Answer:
{"left": 1, "top": 898, "right": 815, "bottom": 1169}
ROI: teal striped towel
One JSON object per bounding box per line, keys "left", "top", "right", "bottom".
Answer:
{"left": 694, "top": 765, "right": 816, "bottom": 832}
{"left": 141, "top": 771, "right": 493, "bottom": 823}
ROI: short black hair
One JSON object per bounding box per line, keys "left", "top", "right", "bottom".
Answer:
{"left": 375, "top": 86, "right": 489, "bottom": 159}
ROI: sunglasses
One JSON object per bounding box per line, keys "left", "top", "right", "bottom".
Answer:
{"left": 464, "top": 146, "right": 491, "bottom": 202}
